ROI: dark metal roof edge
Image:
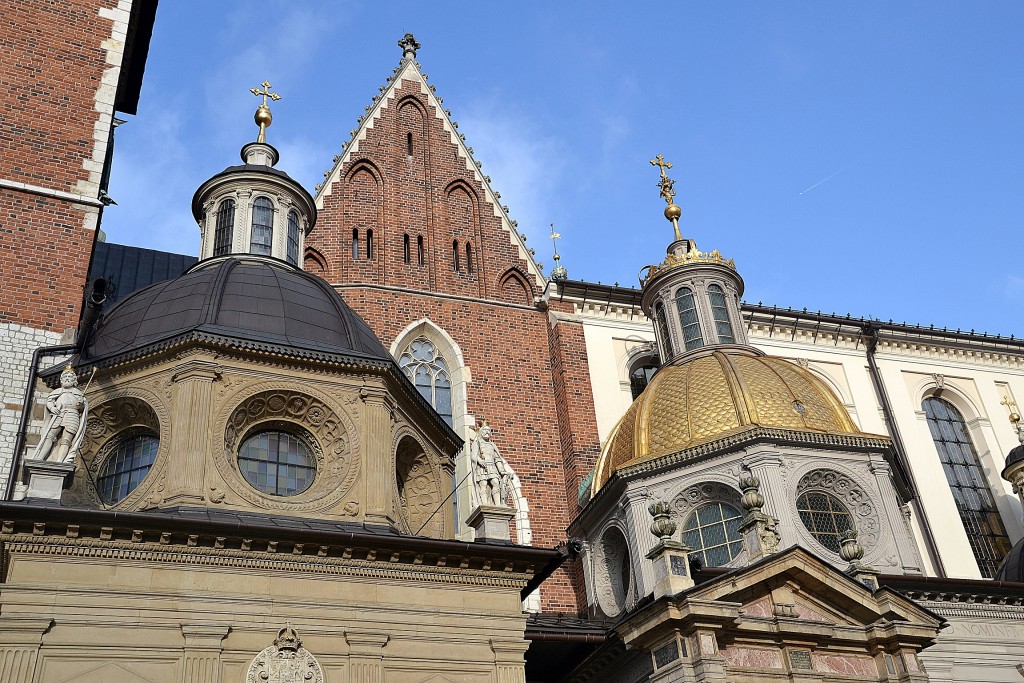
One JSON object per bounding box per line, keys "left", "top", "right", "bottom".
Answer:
{"left": 114, "top": 0, "right": 158, "bottom": 115}
{"left": 0, "top": 502, "right": 561, "bottom": 567}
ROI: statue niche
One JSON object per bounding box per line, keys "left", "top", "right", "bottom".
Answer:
{"left": 396, "top": 435, "right": 442, "bottom": 537}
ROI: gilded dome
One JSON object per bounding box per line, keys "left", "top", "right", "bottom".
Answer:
{"left": 593, "top": 348, "right": 868, "bottom": 494}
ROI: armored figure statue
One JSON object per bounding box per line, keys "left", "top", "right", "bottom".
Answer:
{"left": 470, "top": 421, "right": 513, "bottom": 507}
{"left": 32, "top": 364, "right": 88, "bottom": 464}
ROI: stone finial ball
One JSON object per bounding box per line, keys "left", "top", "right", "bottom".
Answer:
{"left": 255, "top": 104, "right": 273, "bottom": 128}
{"left": 664, "top": 203, "right": 682, "bottom": 221}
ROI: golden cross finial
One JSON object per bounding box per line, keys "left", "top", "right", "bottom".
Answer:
{"left": 650, "top": 154, "right": 682, "bottom": 241}
{"left": 250, "top": 81, "right": 281, "bottom": 143}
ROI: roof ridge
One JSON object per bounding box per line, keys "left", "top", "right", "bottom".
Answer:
{"left": 314, "top": 54, "right": 548, "bottom": 291}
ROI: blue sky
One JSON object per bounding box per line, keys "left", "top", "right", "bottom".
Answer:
{"left": 103, "top": 2, "right": 1024, "bottom": 336}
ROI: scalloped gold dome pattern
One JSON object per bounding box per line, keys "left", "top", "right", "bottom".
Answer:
{"left": 593, "top": 350, "right": 863, "bottom": 494}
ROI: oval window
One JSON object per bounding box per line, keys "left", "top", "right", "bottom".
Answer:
{"left": 97, "top": 433, "right": 159, "bottom": 504}
{"left": 238, "top": 430, "right": 316, "bottom": 496}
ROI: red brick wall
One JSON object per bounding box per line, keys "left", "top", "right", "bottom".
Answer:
{"left": 310, "top": 68, "right": 607, "bottom": 613}
{"left": 0, "top": 191, "right": 93, "bottom": 330}
{"left": 0, "top": 0, "right": 122, "bottom": 330}
{"left": 308, "top": 77, "right": 540, "bottom": 306}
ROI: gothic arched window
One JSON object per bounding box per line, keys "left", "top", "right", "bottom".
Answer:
{"left": 923, "top": 396, "right": 1012, "bottom": 577}
{"left": 417, "top": 235, "right": 424, "bottom": 265}
{"left": 707, "top": 284, "right": 735, "bottom": 344}
{"left": 250, "top": 197, "right": 274, "bottom": 256}
{"left": 403, "top": 234, "right": 411, "bottom": 264}
{"left": 398, "top": 337, "right": 453, "bottom": 426}
{"left": 213, "top": 199, "right": 235, "bottom": 256}
{"left": 674, "top": 287, "right": 704, "bottom": 351}
{"left": 465, "top": 243, "right": 474, "bottom": 274}
{"left": 286, "top": 211, "right": 300, "bottom": 265}
{"left": 452, "top": 240, "right": 460, "bottom": 272}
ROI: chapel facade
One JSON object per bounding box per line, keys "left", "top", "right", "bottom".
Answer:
{"left": 2, "top": 3, "right": 1024, "bottom": 682}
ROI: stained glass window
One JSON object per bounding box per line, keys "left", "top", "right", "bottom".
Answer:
{"left": 238, "top": 431, "right": 316, "bottom": 497}
{"left": 682, "top": 502, "right": 743, "bottom": 567}
{"left": 708, "top": 284, "right": 735, "bottom": 344}
{"left": 97, "top": 433, "right": 159, "bottom": 504}
{"left": 213, "top": 199, "right": 235, "bottom": 256}
{"left": 923, "top": 397, "right": 1012, "bottom": 577}
{"left": 398, "top": 337, "right": 453, "bottom": 426}
{"left": 797, "top": 491, "right": 854, "bottom": 554}
{"left": 675, "top": 287, "right": 704, "bottom": 351}
{"left": 249, "top": 197, "right": 274, "bottom": 256}
{"left": 286, "top": 211, "right": 300, "bottom": 265}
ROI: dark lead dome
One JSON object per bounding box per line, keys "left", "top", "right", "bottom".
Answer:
{"left": 83, "top": 256, "right": 389, "bottom": 364}
{"left": 995, "top": 536, "right": 1024, "bottom": 582}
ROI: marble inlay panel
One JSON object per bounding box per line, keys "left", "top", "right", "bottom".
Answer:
{"left": 812, "top": 653, "right": 877, "bottom": 677}
{"left": 741, "top": 596, "right": 773, "bottom": 618}
{"left": 794, "top": 601, "right": 833, "bottom": 623}
{"left": 722, "top": 647, "right": 783, "bottom": 669}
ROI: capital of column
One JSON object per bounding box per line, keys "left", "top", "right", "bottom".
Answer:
{"left": 171, "top": 359, "right": 222, "bottom": 384}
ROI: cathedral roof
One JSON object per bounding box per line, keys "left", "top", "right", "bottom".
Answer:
{"left": 592, "top": 348, "right": 884, "bottom": 495}
{"left": 81, "top": 255, "right": 390, "bottom": 366}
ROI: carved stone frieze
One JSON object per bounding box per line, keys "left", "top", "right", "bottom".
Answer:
{"left": 214, "top": 384, "right": 361, "bottom": 513}
{"left": 670, "top": 481, "right": 743, "bottom": 520}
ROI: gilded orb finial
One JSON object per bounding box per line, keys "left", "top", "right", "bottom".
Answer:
{"left": 249, "top": 81, "right": 281, "bottom": 144}
{"left": 398, "top": 33, "right": 421, "bottom": 60}
{"left": 650, "top": 154, "right": 683, "bottom": 242}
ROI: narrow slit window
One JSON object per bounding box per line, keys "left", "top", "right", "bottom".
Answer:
{"left": 417, "top": 235, "right": 424, "bottom": 265}
{"left": 213, "top": 199, "right": 235, "bottom": 256}
{"left": 708, "top": 284, "right": 735, "bottom": 344}
{"left": 249, "top": 197, "right": 274, "bottom": 256}
{"left": 352, "top": 229, "right": 359, "bottom": 260}
{"left": 674, "top": 287, "right": 704, "bottom": 351}
{"left": 367, "top": 229, "right": 374, "bottom": 259}
{"left": 465, "top": 243, "right": 474, "bottom": 274}
{"left": 453, "top": 240, "right": 460, "bottom": 272}
{"left": 286, "top": 211, "right": 300, "bottom": 265}
{"left": 403, "top": 234, "right": 411, "bottom": 264}
{"left": 406, "top": 132, "right": 414, "bottom": 156}
{"left": 655, "top": 302, "right": 674, "bottom": 358}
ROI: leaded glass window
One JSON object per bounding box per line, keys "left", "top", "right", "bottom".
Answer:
{"left": 250, "top": 197, "right": 274, "bottom": 256}
{"left": 629, "top": 363, "right": 658, "bottom": 400}
{"left": 398, "top": 337, "right": 453, "bottom": 426}
{"left": 923, "top": 396, "right": 1012, "bottom": 577}
{"left": 97, "top": 433, "right": 159, "bottom": 504}
{"left": 655, "top": 302, "right": 673, "bottom": 358}
{"left": 797, "top": 491, "right": 854, "bottom": 554}
{"left": 286, "top": 210, "right": 300, "bottom": 265}
{"left": 238, "top": 431, "right": 316, "bottom": 497}
{"left": 682, "top": 502, "right": 743, "bottom": 567}
{"left": 708, "top": 284, "right": 735, "bottom": 344}
{"left": 674, "top": 287, "right": 704, "bottom": 351}
{"left": 213, "top": 199, "right": 235, "bottom": 256}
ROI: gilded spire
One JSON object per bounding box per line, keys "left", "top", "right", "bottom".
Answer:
{"left": 250, "top": 80, "right": 281, "bottom": 144}
{"left": 650, "top": 154, "right": 683, "bottom": 242}
{"left": 549, "top": 223, "right": 567, "bottom": 281}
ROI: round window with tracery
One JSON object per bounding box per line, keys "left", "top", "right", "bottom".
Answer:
{"left": 97, "top": 432, "right": 159, "bottom": 504}
{"left": 796, "top": 491, "right": 854, "bottom": 554}
{"left": 238, "top": 430, "right": 316, "bottom": 496}
{"left": 682, "top": 502, "right": 743, "bottom": 567}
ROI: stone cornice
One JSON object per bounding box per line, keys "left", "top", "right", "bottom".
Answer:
{"left": 0, "top": 503, "right": 558, "bottom": 593}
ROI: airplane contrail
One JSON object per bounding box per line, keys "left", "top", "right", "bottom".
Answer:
{"left": 799, "top": 157, "right": 863, "bottom": 195}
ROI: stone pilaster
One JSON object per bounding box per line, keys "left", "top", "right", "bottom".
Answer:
{"left": 649, "top": 634, "right": 690, "bottom": 683}
{"left": 179, "top": 624, "right": 230, "bottom": 683}
{"left": 742, "top": 452, "right": 784, "bottom": 519}
{"left": 869, "top": 457, "right": 921, "bottom": 572}
{"left": 737, "top": 472, "right": 780, "bottom": 563}
{"left": 345, "top": 632, "right": 389, "bottom": 683}
{"left": 361, "top": 388, "right": 395, "bottom": 528}
{"left": 491, "top": 639, "right": 530, "bottom": 683}
{"left": 624, "top": 488, "right": 658, "bottom": 594}
{"left": 165, "top": 359, "right": 220, "bottom": 506}
{"left": 0, "top": 617, "right": 52, "bottom": 683}
{"left": 691, "top": 630, "right": 727, "bottom": 683}
{"left": 647, "top": 501, "right": 694, "bottom": 599}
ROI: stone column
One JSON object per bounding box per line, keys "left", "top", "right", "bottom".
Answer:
{"left": 361, "top": 388, "right": 395, "bottom": 528}
{"left": 235, "top": 189, "right": 252, "bottom": 253}
{"left": 345, "top": 632, "right": 389, "bottom": 683}
{"left": 165, "top": 359, "right": 220, "bottom": 506}
{"left": 869, "top": 457, "right": 921, "bottom": 572}
{"left": 0, "top": 617, "right": 52, "bottom": 683}
{"left": 623, "top": 488, "right": 658, "bottom": 595}
{"left": 491, "top": 639, "right": 530, "bottom": 683}
{"left": 743, "top": 451, "right": 791, "bottom": 543}
{"left": 180, "top": 624, "right": 230, "bottom": 683}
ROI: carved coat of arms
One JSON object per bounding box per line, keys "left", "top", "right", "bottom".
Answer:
{"left": 246, "top": 624, "right": 324, "bottom": 683}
